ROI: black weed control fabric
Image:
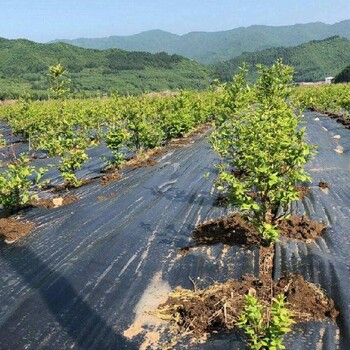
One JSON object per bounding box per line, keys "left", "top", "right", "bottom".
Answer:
{"left": 0, "top": 111, "right": 349, "bottom": 349}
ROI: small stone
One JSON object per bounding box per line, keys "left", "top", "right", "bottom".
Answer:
{"left": 334, "top": 146, "right": 344, "bottom": 154}
{"left": 248, "top": 288, "right": 257, "bottom": 296}
{"left": 52, "top": 197, "right": 64, "bottom": 207}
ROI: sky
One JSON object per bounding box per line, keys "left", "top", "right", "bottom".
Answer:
{"left": 0, "top": 0, "right": 349, "bottom": 42}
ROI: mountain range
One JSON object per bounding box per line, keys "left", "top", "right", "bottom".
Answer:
{"left": 53, "top": 20, "right": 350, "bottom": 64}
{"left": 1, "top": 20, "right": 350, "bottom": 99}
{"left": 0, "top": 38, "right": 211, "bottom": 99}
{"left": 213, "top": 36, "right": 350, "bottom": 82}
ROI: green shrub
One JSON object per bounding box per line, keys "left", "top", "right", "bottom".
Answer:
{"left": 0, "top": 154, "right": 47, "bottom": 209}
{"left": 237, "top": 294, "right": 294, "bottom": 350}
{"left": 105, "top": 125, "right": 130, "bottom": 167}
{"left": 58, "top": 148, "right": 89, "bottom": 188}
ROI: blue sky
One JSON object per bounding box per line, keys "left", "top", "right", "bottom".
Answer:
{"left": 1, "top": 0, "right": 349, "bottom": 42}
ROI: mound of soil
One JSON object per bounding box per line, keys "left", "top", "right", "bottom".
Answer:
{"left": 155, "top": 274, "right": 338, "bottom": 339}
{"left": 275, "top": 275, "right": 338, "bottom": 321}
{"left": 319, "top": 181, "right": 329, "bottom": 189}
{"left": 279, "top": 215, "right": 325, "bottom": 241}
{"left": 193, "top": 214, "right": 263, "bottom": 247}
{"left": 0, "top": 218, "right": 34, "bottom": 242}
{"left": 193, "top": 214, "right": 325, "bottom": 248}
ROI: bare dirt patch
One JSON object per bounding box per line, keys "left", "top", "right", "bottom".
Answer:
{"left": 0, "top": 218, "right": 34, "bottom": 242}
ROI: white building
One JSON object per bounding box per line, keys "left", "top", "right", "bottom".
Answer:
{"left": 325, "top": 77, "right": 335, "bottom": 84}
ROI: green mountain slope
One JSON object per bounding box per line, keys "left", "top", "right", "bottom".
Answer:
{"left": 53, "top": 20, "right": 350, "bottom": 64}
{"left": 213, "top": 36, "right": 350, "bottom": 82}
{"left": 0, "top": 38, "right": 212, "bottom": 99}
{"left": 335, "top": 64, "right": 350, "bottom": 82}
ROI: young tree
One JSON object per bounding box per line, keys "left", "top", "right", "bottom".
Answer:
{"left": 212, "top": 61, "right": 314, "bottom": 243}
{"left": 48, "top": 63, "right": 71, "bottom": 99}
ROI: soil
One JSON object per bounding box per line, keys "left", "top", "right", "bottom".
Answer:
{"left": 157, "top": 213, "right": 335, "bottom": 345}
{"left": 259, "top": 246, "right": 274, "bottom": 279}
{"left": 0, "top": 218, "right": 35, "bottom": 242}
{"left": 319, "top": 181, "right": 329, "bottom": 189}
{"left": 97, "top": 192, "right": 117, "bottom": 201}
{"left": 51, "top": 178, "right": 94, "bottom": 192}
{"left": 186, "top": 122, "right": 212, "bottom": 138}
{"left": 169, "top": 139, "right": 192, "bottom": 147}
{"left": 124, "top": 155, "right": 158, "bottom": 169}
{"left": 31, "top": 196, "right": 78, "bottom": 209}
{"left": 193, "top": 213, "right": 264, "bottom": 247}
{"left": 275, "top": 275, "right": 339, "bottom": 321}
{"left": 124, "top": 123, "right": 211, "bottom": 169}
{"left": 279, "top": 215, "right": 325, "bottom": 242}
{"left": 101, "top": 170, "right": 123, "bottom": 186}
{"left": 214, "top": 194, "right": 230, "bottom": 207}
{"left": 295, "top": 185, "right": 310, "bottom": 199}
{"left": 155, "top": 274, "right": 338, "bottom": 339}
{"left": 192, "top": 214, "right": 325, "bottom": 248}
{"left": 231, "top": 169, "right": 248, "bottom": 179}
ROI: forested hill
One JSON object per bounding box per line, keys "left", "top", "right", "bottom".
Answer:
{"left": 335, "top": 64, "right": 350, "bottom": 82}
{"left": 53, "top": 20, "right": 350, "bottom": 64}
{"left": 0, "top": 38, "right": 212, "bottom": 99}
{"left": 213, "top": 36, "right": 350, "bottom": 83}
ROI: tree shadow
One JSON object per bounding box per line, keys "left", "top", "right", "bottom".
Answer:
{"left": 0, "top": 244, "right": 137, "bottom": 349}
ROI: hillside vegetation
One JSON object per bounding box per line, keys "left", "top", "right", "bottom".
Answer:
{"left": 0, "top": 38, "right": 211, "bottom": 99}
{"left": 54, "top": 20, "right": 350, "bottom": 64}
{"left": 213, "top": 36, "right": 350, "bottom": 82}
{"left": 335, "top": 65, "right": 350, "bottom": 82}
